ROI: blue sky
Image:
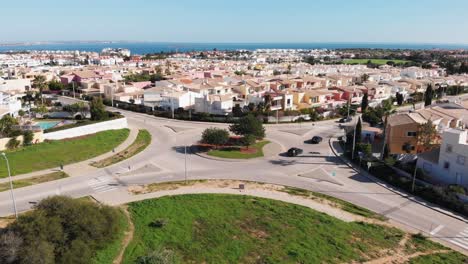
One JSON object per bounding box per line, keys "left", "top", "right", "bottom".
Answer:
{"left": 1, "top": 0, "right": 467, "bottom": 44}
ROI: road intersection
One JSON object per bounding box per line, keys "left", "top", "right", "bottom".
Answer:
{"left": 0, "top": 109, "right": 466, "bottom": 253}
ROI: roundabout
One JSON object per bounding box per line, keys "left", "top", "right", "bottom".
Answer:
{"left": 0, "top": 108, "right": 467, "bottom": 255}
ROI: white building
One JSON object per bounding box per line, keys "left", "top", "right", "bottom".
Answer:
{"left": 0, "top": 78, "right": 31, "bottom": 93}
{"left": 195, "top": 94, "right": 233, "bottom": 115}
{"left": 143, "top": 87, "right": 201, "bottom": 110}
{"left": 0, "top": 92, "right": 22, "bottom": 117}
{"left": 417, "top": 129, "right": 468, "bottom": 187}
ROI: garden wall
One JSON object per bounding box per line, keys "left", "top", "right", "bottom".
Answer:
{"left": 43, "top": 118, "right": 128, "bottom": 140}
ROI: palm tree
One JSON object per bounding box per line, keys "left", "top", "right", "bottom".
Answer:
{"left": 32, "top": 75, "right": 48, "bottom": 93}
{"left": 33, "top": 76, "right": 48, "bottom": 104}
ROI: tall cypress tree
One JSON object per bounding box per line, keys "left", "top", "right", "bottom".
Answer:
{"left": 424, "top": 85, "right": 433, "bottom": 107}
{"left": 361, "top": 93, "right": 369, "bottom": 112}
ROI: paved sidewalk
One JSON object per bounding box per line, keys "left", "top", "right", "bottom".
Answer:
{"left": 0, "top": 127, "right": 139, "bottom": 183}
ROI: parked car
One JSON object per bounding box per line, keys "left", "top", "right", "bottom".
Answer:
{"left": 287, "top": 147, "right": 303, "bottom": 157}
{"left": 311, "top": 136, "right": 323, "bottom": 144}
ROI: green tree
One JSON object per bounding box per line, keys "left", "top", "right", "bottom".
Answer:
{"left": 395, "top": 92, "right": 404, "bottom": 106}
{"left": 354, "top": 118, "right": 362, "bottom": 145}
{"left": 361, "top": 93, "right": 369, "bottom": 112}
{"left": 418, "top": 120, "right": 438, "bottom": 152}
{"left": 32, "top": 76, "right": 48, "bottom": 93}
{"left": 6, "top": 138, "right": 20, "bottom": 150}
{"left": 0, "top": 115, "right": 18, "bottom": 137}
{"left": 241, "top": 134, "right": 256, "bottom": 149}
{"left": 424, "top": 85, "right": 434, "bottom": 107}
{"left": 201, "top": 128, "right": 229, "bottom": 148}
{"left": 229, "top": 114, "right": 265, "bottom": 139}
{"left": 90, "top": 97, "right": 108, "bottom": 121}
{"left": 4, "top": 196, "right": 121, "bottom": 264}
{"left": 22, "top": 130, "right": 34, "bottom": 146}
{"left": 361, "top": 73, "right": 369, "bottom": 82}
{"left": 48, "top": 80, "right": 65, "bottom": 91}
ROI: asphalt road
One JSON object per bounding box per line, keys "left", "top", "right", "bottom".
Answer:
{"left": 0, "top": 109, "right": 466, "bottom": 254}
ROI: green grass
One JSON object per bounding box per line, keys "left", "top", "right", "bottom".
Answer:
{"left": 91, "top": 130, "right": 151, "bottom": 168}
{"left": 343, "top": 59, "right": 411, "bottom": 65}
{"left": 123, "top": 194, "right": 405, "bottom": 264}
{"left": 0, "top": 129, "right": 130, "bottom": 177}
{"left": 92, "top": 208, "right": 130, "bottom": 264}
{"left": 281, "top": 187, "right": 386, "bottom": 220}
{"left": 405, "top": 233, "right": 447, "bottom": 254}
{"left": 408, "top": 252, "right": 467, "bottom": 263}
{"left": 0, "top": 171, "right": 68, "bottom": 192}
{"left": 207, "top": 140, "right": 270, "bottom": 159}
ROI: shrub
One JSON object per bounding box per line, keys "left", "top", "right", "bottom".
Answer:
{"left": 149, "top": 219, "right": 168, "bottom": 228}
{"left": 6, "top": 138, "right": 20, "bottom": 150}
{"left": 22, "top": 130, "right": 34, "bottom": 146}
{"left": 1, "top": 196, "right": 121, "bottom": 264}
{"left": 201, "top": 128, "right": 229, "bottom": 148}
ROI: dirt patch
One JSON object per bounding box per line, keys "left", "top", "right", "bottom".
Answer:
{"left": 364, "top": 233, "right": 451, "bottom": 264}
{"left": 0, "top": 218, "right": 14, "bottom": 228}
{"left": 113, "top": 206, "right": 135, "bottom": 264}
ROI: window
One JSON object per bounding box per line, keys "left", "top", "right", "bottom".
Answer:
{"left": 457, "top": 155, "right": 466, "bottom": 165}
{"left": 407, "top": 131, "right": 417, "bottom": 137}
{"left": 446, "top": 144, "right": 453, "bottom": 153}
{"left": 443, "top": 161, "right": 450, "bottom": 170}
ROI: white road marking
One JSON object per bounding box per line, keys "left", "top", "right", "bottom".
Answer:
{"left": 88, "top": 176, "right": 118, "bottom": 193}
{"left": 449, "top": 227, "right": 468, "bottom": 250}
{"left": 429, "top": 225, "right": 444, "bottom": 236}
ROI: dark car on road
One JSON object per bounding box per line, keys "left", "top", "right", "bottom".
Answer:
{"left": 311, "top": 136, "right": 323, "bottom": 144}
{"left": 339, "top": 117, "right": 353, "bottom": 123}
{"left": 287, "top": 147, "right": 303, "bottom": 157}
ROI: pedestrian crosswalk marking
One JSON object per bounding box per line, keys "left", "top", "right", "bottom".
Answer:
{"left": 449, "top": 228, "right": 468, "bottom": 250}
{"left": 88, "top": 176, "right": 118, "bottom": 193}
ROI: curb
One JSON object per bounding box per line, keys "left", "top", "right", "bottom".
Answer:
{"left": 328, "top": 137, "right": 468, "bottom": 224}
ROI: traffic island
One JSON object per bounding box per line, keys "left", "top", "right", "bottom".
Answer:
{"left": 193, "top": 140, "right": 275, "bottom": 161}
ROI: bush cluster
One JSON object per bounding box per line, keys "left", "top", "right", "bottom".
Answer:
{"left": 0, "top": 196, "right": 121, "bottom": 264}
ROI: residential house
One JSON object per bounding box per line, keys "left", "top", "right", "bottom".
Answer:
{"left": 195, "top": 94, "right": 233, "bottom": 115}
{"left": 385, "top": 113, "right": 431, "bottom": 154}
{"left": 417, "top": 129, "right": 468, "bottom": 187}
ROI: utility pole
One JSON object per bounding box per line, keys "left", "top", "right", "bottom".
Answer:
{"left": 380, "top": 115, "right": 388, "bottom": 160}
{"left": 411, "top": 165, "right": 418, "bottom": 193}
{"left": 189, "top": 92, "right": 192, "bottom": 120}
{"left": 2, "top": 153, "right": 17, "bottom": 218}
{"left": 72, "top": 82, "right": 76, "bottom": 99}
{"left": 171, "top": 88, "right": 175, "bottom": 119}
{"left": 352, "top": 117, "right": 359, "bottom": 160}
{"left": 112, "top": 81, "right": 116, "bottom": 107}
{"left": 347, "top": 98, "right": 350, "bottom": 120}
{"left": 276, "top": 109, "right": 279, "bottom": 124}
{"left": 184, "top": 145, "right": 188, "bottom": 184}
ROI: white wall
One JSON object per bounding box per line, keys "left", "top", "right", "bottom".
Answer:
{"left": 43, "top": 118, "right": 128, "bottom": 140}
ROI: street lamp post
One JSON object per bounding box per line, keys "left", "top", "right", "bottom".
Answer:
{"left": 411, "top": 165, "right": 418, "bottom": 193}
{"left": 184, "top": 145, "right": 188, "bottom": 184}
{"left": 2, "top": 153, "right": 18, "bottom": 218}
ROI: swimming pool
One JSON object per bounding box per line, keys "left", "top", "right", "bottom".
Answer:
{"left": 37, "top": 121, "right": 61, "bottom": 130}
